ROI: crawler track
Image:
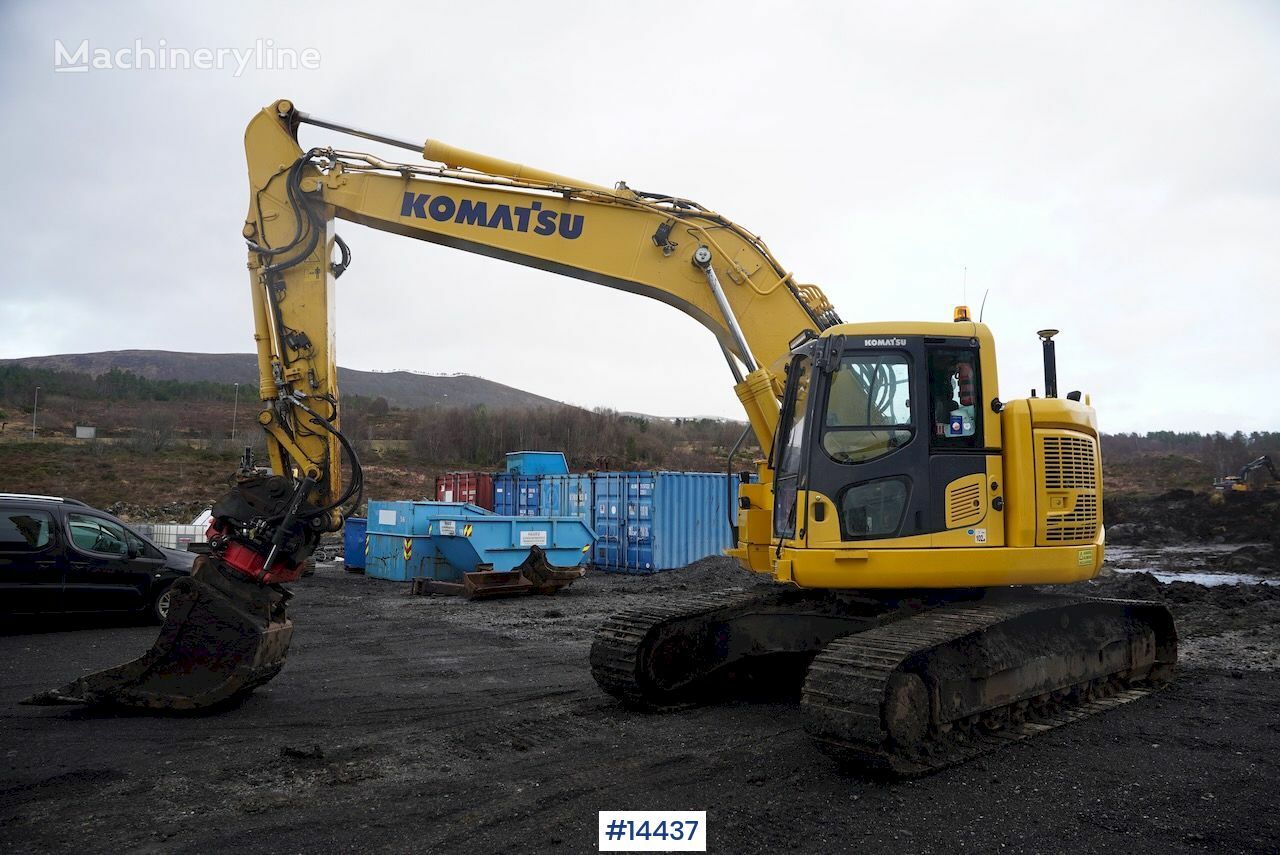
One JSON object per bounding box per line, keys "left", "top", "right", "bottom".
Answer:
{"left": 802, "top": 595, "right": 1177, "bottom": 775}
{"left": 590, "top": 588, "right": 879, "bottom": 711}
{"left": 590, "top": 589, "right": 786, "bottom": 711}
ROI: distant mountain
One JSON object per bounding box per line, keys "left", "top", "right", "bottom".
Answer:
{"left": 0, "top": 350, "right": 565, "bottom": 411}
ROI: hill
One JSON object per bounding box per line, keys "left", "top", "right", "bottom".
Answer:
{"left": 0, "top": 350, "right": 562, "bottom": 411}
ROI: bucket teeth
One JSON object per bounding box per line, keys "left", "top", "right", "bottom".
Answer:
{"left": 22, "top": 557, "right": 292, "bottom": 712}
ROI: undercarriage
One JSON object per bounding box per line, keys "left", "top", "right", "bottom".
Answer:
{"left": 591, "top": 585, "right": 1177, "bottom": 775}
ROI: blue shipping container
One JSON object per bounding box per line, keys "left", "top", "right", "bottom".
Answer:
{"left": 343, "top": 517, "right": 367, "bottom": 570}
{"left": 505, "top": 451, "right": 569, "bottom": 475}
{"left": 493, "top": 474, "right": 541, "bottom": 516}
{"left": 494, "top": 473, "right": 593, "bottom": 525}
{"left": 538, "top": 474, "right": 593, "bottom": 524}
{"left": 591, "top": 471, "right": 736, "bottom": 573}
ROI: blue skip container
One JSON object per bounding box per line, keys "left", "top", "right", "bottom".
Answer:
{"left": 343, "top": 517, "right": 368, "bottom": 571}
{"left": 429, "top": 512, "right": 596, "bottom": 573}
{"left": 363, "top": 500, "right": 595, "bottom": 581}
{"left": 365, "top": 501, "right": 494, "bottom": 582}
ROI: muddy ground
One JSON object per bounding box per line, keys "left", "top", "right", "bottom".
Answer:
{"left": 1106, "top": 489, "right": 1280, "bottom": 546}
{"left": 3, "top": 556, "right": 1279, "bottom": 855}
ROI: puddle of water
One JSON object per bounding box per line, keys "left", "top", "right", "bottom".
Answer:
{"left": 1110, "top": 568, "right": 1279, "bottom": 587}
{"left": 1105, "top": 542, "right": 1278, "bottom": 586}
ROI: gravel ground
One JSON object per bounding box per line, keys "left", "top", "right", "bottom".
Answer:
{"left": 2, "top": 559, "right": 1278, "bottom": 854}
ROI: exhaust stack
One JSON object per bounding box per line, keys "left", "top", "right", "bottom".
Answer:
{"left": 1037, "top": 329, "right": 1059, "bottom": 398}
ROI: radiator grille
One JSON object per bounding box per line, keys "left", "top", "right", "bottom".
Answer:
{"left": 1044, "top": 495, "right": 1099, "bottom": 542}
{"left": 1042, "top": 435, "right": 1097, "bottom": 490}
{"left": 1037, "top": 431, "right": 1100, "bottom": 544}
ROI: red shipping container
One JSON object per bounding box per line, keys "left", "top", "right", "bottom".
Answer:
{"left": 434, "top": 472, "right": 496, "bottom": 511}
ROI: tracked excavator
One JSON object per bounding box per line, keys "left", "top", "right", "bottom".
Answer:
{"left": 27, "top": 100, "right": 1176, "bottom": 774}
{"left": 1213, "top": 456, "right": 1279, "bottom": 492}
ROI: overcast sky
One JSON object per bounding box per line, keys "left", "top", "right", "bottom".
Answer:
{"left": 2, "top": 1, "right": 1277, "bottom": 433}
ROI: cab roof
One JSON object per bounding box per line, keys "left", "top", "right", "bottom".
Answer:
{"left": 820, "top": 320, "right": 993, "bottom": 345}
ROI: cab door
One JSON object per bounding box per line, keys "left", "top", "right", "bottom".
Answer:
{"left": 62, "top": 513, "right": 164, "bottom": 613}
{"left": 0, "top": 506, "right": 63, "bottom": 614}
{"left": 802, "top": 339, "right": 931, "bottom": 542}
{"left": 923, "top": 342, "right": 993, "bottom": 540}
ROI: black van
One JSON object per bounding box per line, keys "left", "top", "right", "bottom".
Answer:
{"left": 0, "top": 494, "right": 195, "bottom": 623}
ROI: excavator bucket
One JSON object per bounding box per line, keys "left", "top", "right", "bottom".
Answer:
{"left": 23, "top": 556, "right": 292, "bottom": 711}
{"left": 462, "top": 569, "right": 534, "bottom": 600}
{"left": 514, "top": 544, "right": 588, "bottom": 594}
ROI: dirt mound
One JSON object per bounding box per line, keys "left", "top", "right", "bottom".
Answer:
{"left": 1218, "top": 543, "right": 1279, "bottom": 574}
{"left": 1081, "top": 570, "right": 1280, "bottom": 633}
{"left": 592, "top": 555, "right": 763, "bottom": 594}
{"left": 105, "top": 499, "right": 208, "bottom": 524}
{"left": 1104, "top": 489, "right": 1280, "bottom": 545}
{"left": 1057, "top": 571, "right": 1280, "bottom": 670}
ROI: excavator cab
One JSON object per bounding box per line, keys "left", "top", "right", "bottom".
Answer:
{"left": 773, "top": 327, "right": 990, "bottom": 548}
{"left": 742, "top": 318, "right": 1120, "bottom": 593}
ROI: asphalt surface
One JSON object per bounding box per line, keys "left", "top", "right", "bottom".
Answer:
{"left": 2, "top": 561, "right": 1278, "bottom": 854}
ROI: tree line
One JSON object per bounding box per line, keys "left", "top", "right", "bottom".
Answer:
{"left": 0, "top": 364, "right": 239, "bottom": 405}
{"left": 4, "top": 362, "right": 1275, "bottom": 475}
{"left": 1101, "top": 430, "right": 1279, "bottom": 477}
{"left": 345, "top": 401, "right": 757, "bottom": 472}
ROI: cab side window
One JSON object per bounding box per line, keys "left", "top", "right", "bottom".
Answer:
{"left": 773, "top": 354, "right": 812, "bottom": 538}
{"left": 67, "top": 513, "right": 130, "bottom": 556}
{"left": 928, "top": 348, "right": 981, "bottom": 448}
{"left": 0, "top": 509, "right": 54, "bottom": 551}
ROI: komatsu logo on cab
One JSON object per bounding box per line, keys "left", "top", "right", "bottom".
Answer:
{"left": 400, "top": 192, "right": 584, "bottom": 239}
{"left": 863, "top": 337, "right": 907, "bottom": 347}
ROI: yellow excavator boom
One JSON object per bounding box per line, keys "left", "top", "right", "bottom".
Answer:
{"left": 243, "top": 100, "right": 840, "bottom": 527}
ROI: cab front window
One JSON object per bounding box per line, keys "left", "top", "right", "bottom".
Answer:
{"left": 821, "top": 352, "right": 913, "bottom": 464}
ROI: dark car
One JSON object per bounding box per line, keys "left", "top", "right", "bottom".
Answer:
{"left": 0, "top": 494, "right": 195, "bottom": 623}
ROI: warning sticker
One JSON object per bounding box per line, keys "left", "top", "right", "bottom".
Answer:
{"left": 966, "top": 528, "right": 988, "bottom": 544}
{"left": 520, "top": 530, "right": 548, "bottom": 547}
{"left": 377, "top": 509, "right": 397, "bottom": 526}
{"left": 438, "top": 520, "right": 457, "bottom": 536}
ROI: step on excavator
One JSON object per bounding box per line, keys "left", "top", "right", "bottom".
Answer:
{"left": 27, "top": 100, "right": 1176, "bottom": 772}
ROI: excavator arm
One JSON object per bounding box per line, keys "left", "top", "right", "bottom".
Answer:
{"left": 242, "top": 99, "right": 838, "bottom": 550}
{"left": 1239, "top": 456, "right": 1279, "bottom": 482}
